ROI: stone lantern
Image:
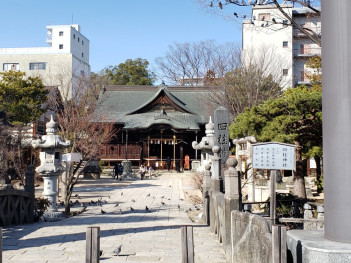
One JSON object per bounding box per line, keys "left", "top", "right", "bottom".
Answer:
{"left": 32, "top": 116, "right": 70, "bottom": 221}
{"left": 192, "top": 116, "right": 216, "bottom": 172}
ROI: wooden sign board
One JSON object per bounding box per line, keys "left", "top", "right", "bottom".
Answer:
{"left": 252, "top": 142, "right": 295, "bottom": 170}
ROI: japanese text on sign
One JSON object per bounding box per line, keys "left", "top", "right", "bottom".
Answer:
{"left": 252, "top": 143, "right": 295, "bottom": 170}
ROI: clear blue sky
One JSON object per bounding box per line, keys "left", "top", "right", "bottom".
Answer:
{"left": 0, "top": 0, "right": 242, "bottom": 73}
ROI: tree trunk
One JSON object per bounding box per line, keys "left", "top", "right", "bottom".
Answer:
{"left": 315, "top": 156, "right": 323, "bottom": 193}
{"left": 293, "top": 142, "right": 307, "bottom": 199}
{"left": 62, "top": 162, "right": 71, "bottom": 215}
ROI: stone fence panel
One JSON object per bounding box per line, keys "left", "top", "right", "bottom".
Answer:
{"left": 231, "top": 211, "right": 272, "bottom": 263}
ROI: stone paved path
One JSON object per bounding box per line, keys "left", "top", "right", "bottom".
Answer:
{"left": 2, "top": 172, "right": 226, "bottom": 263}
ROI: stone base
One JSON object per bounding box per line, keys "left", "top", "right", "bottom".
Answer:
{"left": 41, "top": 211, "right": 65, "bottom": 222}
{"left": 83, "top": 172, "right": 100, "bottom": 179}
{"left": 287, "top": 230, "right": 351, "bottom": 263}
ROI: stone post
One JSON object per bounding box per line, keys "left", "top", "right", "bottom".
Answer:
{"left": 24, "top": 165, "right": 35, "bottom": 196}
{"left": 224, "top": 157, "right": 242, "bottom": 262}
{"left": 322, "top": 0, "right": 351, "bottom": 243}
{"left": 202, "top": 164, "right": 211, "bottom": 225}
{"left": 24, "top": 165, "right": 35, "bottom": 223}
{"left": 210, "top": 146, "right": 221, "bottom": 192}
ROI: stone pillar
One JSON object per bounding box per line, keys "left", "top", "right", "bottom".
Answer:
{"left": 24, "top": 165, "right": 35, "bottom": 223}
{"left": 322, "top": 0, "right": 351, "bottom": 243}
{"left": 224, "top": 157, "right": 242, "bottom": 262}
{"left": 202, "top": 164, "right": 211, "bottom": 225}
{"left": 210, "top": 146, "right": 221, "bottom": 192}
{"left": 24, "top": 165, "right": 35, "bottom": 196}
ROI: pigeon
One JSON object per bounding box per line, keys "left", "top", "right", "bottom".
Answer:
{"left": 161, "top": 201, "right": 165, "bottom": 206}
{"left": 112, "top": 245, "right": 122, "bottom": 256}
{"left": 146, "top": 206, "right": 150, "bottom": 212}
{"left": 101, "top": 209, "right": 106, "bottom": 214}
{"left": 74, "top": 194, "right": 79, "bottom": 198}
{"left": 180, "top": 198, "right": 184, "bottom": 201}
{"left": 218, "top": 1, "right": 223, "bottom": 9}
{"left": 114, "top": 203, "right": 119, "bottom": 207}
{"left": 210, "top": 1, "right": 213, "bottom": 7}
{"left": 121, "top": 192, "right": 123, "bottom": 196}
{"left": 147, "top": 193, "right": 150, "bottom": 196}
{"left": 130, "top": 207, "right": 135, "bottom": 211}
{"left": 100, "top": 250, "right": 103, "bottom": 257}
{"left": 178, "top": 204, "right": 181, "bottom": 210}
{"left": 131, "top": 199, "right": 135, "bottom": 202}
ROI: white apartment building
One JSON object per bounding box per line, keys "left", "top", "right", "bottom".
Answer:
{"left": 242, "top": 5, "right": 321, "bottom": 89}
{"left": 0, "top": 24, "right": 90, "bottom": 100}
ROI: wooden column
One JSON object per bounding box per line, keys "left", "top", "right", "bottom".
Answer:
{"left": 86, "top": 226, "right": 100, "bottom": 263}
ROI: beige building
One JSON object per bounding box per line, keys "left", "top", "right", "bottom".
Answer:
{"left": 242, "top": 5, "right": 321, "bottom": 89}
{"left": 0, "top": 24, "right": 90, "bottom": 100}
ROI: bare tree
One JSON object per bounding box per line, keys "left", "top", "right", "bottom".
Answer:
{"left": 207, "top": 45, "right": 286, "bottom": 119}
{"left": 198, "top": 0, "right": 321, "bottom": 46}
{"left": 155, "top": 40, "right": 241, "bottom": 85}
{"left": 49, "top": 74, "right": 116, "bottom": 215}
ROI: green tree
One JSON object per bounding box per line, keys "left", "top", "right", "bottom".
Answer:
{"left": 0, "top": 71, "right": 49, "bottom": 184}
{"left": 230, "top": 86, "right": 322, "bottom": 198}
{"left": 0, "top": 71, "right": 49, "bottom": 125}
{"left": 101, "top": 58, "right": 156, "bottom": 86}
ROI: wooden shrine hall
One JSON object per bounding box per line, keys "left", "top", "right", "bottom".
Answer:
{"left": 93, "top": 85, "right": 219, "bottom": 170}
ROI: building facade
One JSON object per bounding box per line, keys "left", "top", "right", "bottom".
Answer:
{"left": 0, "top": 24, "right": 90, "bottom": 100}
{"left": 93, "top": 85, "right": 221, "bottom": 170}
{"left": 242, "top": 5, "right": 321, "bottom": 89}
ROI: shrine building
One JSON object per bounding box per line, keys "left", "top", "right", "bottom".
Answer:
{"left": 93, "top": 85, "right": 220, "bottom": 170}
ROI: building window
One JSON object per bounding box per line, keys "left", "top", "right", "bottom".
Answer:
{"left": 283, "top": 41, "right": 288, "bottom": 48}
{"left": 283, "top": 69, "right": 289, "bottom": 76}
{"left": 59, "top": 31, "right": 64, "bottom": 36}
{"left": 258, "top": 13, "right": 270, "bottom": 21}
{"left": 82, "top": 52, "right": 84, "bottom": 57}
{"left": 73, "top": 34, "right": 75, "bottom": 39}
{"left": 59, "top": 44, "right": 63, "bottom": 49}
{"left": 78, "top": 37, "right": 80, "bottom": 42}
{"left": 82, "top": 40, "right": 84, "bottom": 45}
{"left": 3, "top": 63, "right": 19, "bottom": 71}
{"left": 283, "top": 20, "right": 288, "bottom": 26}
{"left": 29, "top": 62, "right": 46, "bottom": 70}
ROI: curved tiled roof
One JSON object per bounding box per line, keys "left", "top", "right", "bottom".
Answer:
{"left": 93, "top": 85, "right": 220, "bottom": 130}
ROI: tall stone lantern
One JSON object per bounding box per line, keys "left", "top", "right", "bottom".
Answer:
{"left": 32, "top": 116, "right": 70, "bottom": 221}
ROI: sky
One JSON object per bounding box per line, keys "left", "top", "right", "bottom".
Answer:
{"left": 0, "top": 0, "right": 244, "bottom": 74}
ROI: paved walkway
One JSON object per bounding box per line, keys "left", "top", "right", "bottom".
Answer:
{"left": 2, "top": 172, "right": 226, "bottom": 263}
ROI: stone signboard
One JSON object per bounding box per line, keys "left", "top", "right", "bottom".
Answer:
{"left": 214, "top": 106, "right": 230, "bottom": 164}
